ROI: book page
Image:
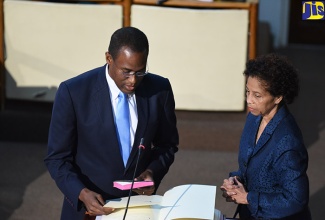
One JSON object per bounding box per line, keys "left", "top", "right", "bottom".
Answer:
{"left": 102, "top": 196, "right": 162, "bottom": 220}
{"left": 158, "top": 184, "right": 216, "bottom": 220}
{"left": 101, "top": 205, "right": 155, "bottom": 220}
{"left": 102, "top": 184, "right": 216, "bottom": 219}
{"left": 104, "top": 195, "right": 162, "bottom": 209}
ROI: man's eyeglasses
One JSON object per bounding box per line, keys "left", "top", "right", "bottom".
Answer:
{"left": 121, "top": 65, "right": 149, "bottom": 78}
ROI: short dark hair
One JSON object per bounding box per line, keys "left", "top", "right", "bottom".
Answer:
{"left": 108, "top": 26, "right": 149, "bottom": 60}
{"left": 244, "top": 53, "right": 299, "bottom": 104}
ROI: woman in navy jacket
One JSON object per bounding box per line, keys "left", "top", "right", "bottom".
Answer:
{"left": 221, "top": 54, "right": 311, "bottom": 219}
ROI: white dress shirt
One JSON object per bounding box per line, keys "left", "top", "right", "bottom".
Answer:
{"left": 105, "top": 65, "right": 138, "bottom": 148}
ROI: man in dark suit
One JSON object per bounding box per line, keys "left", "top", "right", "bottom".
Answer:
{"left": 44, "top": 27, "right": 179, "bottom": 220}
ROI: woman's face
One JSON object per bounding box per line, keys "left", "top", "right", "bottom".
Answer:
{"left": 245, "top": 76, "right": 282, "bottom": 119}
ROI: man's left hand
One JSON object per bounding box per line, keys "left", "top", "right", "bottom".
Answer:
{"left": 132, "top": 169, "right": 155, "bottom": 195}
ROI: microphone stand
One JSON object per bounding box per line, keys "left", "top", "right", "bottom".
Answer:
{"left": 122, "top": 138, "right": 145, "bottom": 220}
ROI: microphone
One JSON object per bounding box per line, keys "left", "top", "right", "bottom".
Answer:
{"left": 123, "top": 138, "right": 145, "bottom": 220}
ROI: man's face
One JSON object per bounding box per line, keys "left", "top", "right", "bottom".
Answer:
{"left": 106, "top": 47, "right": 147, "bottom": 94}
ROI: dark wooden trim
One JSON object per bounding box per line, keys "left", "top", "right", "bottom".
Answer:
{"left": 248, "top": 2, "right": 257, "bottom": 60}
{"left": 123, "top": 0, "right": 132, "bottom": 26}
{"left": 0, "top": 0, "right": 4, "bottom": 110}
{"left": 133, "top": 0, "right": 252, "bottom": 9}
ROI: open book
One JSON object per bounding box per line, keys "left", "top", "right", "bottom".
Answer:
{"left": 100, "top": 184, "right": 224, "bottom": 220}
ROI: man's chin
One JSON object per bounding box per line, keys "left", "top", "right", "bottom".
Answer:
{"left": 124, "top": 86, "right": 136, "bottom": 94}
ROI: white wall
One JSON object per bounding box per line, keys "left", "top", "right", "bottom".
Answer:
{"left": 4, "top": 1, "right": 250, "bottom": 111}
{"left": 4, "top": 0, "right": 122, "bottom": 101}
{"left": 132, "top": 5, "right": 249, "bottom": 111}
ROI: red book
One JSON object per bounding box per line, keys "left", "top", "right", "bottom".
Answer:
{"left": 113, "top": 180, "right": 154, "bottom": 190}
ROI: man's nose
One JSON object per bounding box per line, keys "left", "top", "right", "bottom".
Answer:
{"left": 128, "top": 74, "right": 136, "bottom": 83}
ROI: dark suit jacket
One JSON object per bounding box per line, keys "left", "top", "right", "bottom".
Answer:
{"left": 230, "top": 105, "right": 311, "bottom": 219}
{"left": 45, "top": 65, "right": 179, "bottom": 220}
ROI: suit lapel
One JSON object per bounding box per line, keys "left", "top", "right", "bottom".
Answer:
{"left": 245, "top": 116, "right": 260, "bottom": 160}
{"left": 250, "top": 106, "right": 288, "bottom": 158}
{"left": 95, "top": 65, "right": 125, "bottom": 168}
{"left": 95, "top": 65, "right": 114, "bottom": 124}
{"left": 253, "top": 127, "right": 272, "bottom": 157}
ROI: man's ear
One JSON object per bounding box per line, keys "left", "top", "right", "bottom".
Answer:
{"left": 105, "top": 52, "right": 112, "bottom": 64}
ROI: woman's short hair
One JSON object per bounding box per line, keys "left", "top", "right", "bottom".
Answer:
{"left": 244, "top": 53, "right": 299, "bottom": 104}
